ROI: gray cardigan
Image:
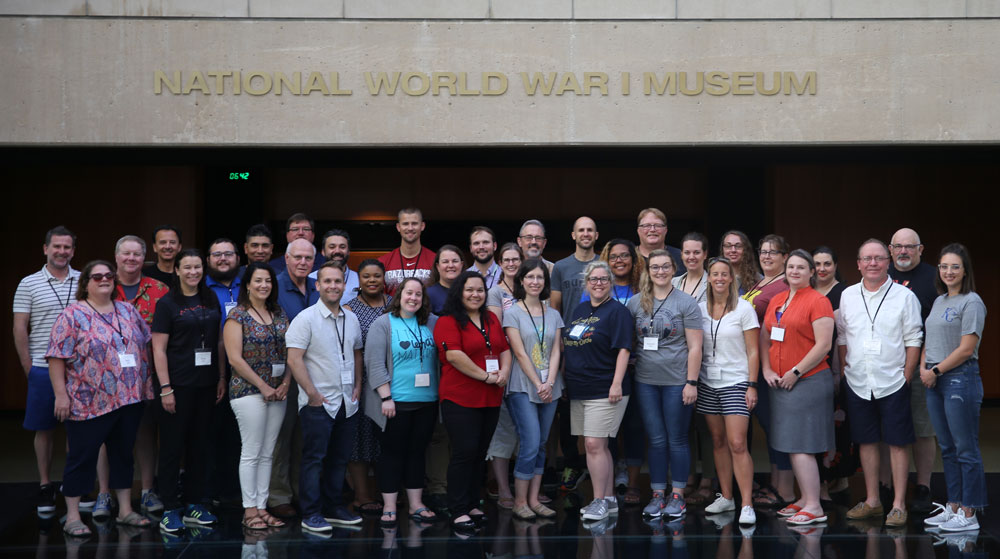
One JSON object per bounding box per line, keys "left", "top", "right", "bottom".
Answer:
{"left": 363, "top": 312, "right": 439, "bottom": 431}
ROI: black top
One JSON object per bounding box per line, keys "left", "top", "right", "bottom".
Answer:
{"left": 888, "top": 261, "right": 938, "bottom": 324}
{"left": 142, "top": 264, "right": 175, "bottom": 289}
{"left": 562, "top": 299, "right": 634, "bottom": 400}
{"left": 151, "top": 294, "right": 221, "bottom": 387}
{"left": 823, "top": 282, "right": 847, "bottom": 367}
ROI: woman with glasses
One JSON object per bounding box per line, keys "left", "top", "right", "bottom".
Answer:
{"left": 919, "top": 244, "right": 987, "bottom": 532}
{"left": 563, "top": 261, "right": 634, "bottom": 523}
{"left": 759, "top": 249, "right": 835, "bottom": 525}
{"left": 47, "top": 261, "right": 153, "bottom": 536}
{"left": 487, "top": 243, "right": 524, "bottom": 320}
{"left": 503, "top": 259, "right": 564, "bottom": 520}
{"left": 673, "top": 232, "right": 709, "bottom": 304}
{"left": 720, "top": 231, "right": 761, "bottom": 295}
{"left": 742, "top": 234, "right": 795, "bottom": 509}
{"left": 427, "top": 245, "right": 465, "bottom": 315}
{"left": 697, "top": 257, "right": 759, "bottom": 525}
{"left": 626, "top": 250, "right": 703, "bottom": 520}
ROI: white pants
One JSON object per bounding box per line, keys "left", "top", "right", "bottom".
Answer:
{"left": 230, "top": 394, "right": 287, "bottom": 509}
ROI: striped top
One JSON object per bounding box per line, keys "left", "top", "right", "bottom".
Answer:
{"left": 13, "top": 265, "right": 81, "bottom": 367}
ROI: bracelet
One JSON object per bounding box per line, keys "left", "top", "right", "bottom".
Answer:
{"left": 685, "top": 380, "right": 698, "bottom": 387}
{"left": 747, "top": 381, "right": 758, "bottom": 388}
{"left": 381, "top": 395, "right": 392, "bottom": 402}
{"left": 160, "top": 389, "right": 175, "bottom": 397}
{"left": 160, "top": 383, "right": 172, "bottom": 389}
{"left": 792, "top": 368, "right": 802, "bottom": 377}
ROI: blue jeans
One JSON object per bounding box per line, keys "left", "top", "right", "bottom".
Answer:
{"left": 635, "top": 382, "right": 693, "bottom": 491}
{"left": 298, "top": 404, "right": 357, "bottom": 517}
{"left": 506, "top": 393, "right": 559, "bottom": 481}
{"left": 925, "top": 360, "right": 987, "bottom": 509}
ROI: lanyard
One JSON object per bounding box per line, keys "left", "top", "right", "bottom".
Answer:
{"left": 742, "top": 273, "right": 784, "bottom": 301}
{"left": 226, "top": 282, "right": 238, "bottom": 302}
{"left": 861, "top": 282, "right": 892, "bottom": 333}
{"left": 331, "top": 311, "right": 347, "bottom": 361}
{"left": 48, "top": 275, "right": 75, "bottom": 310}
{"left": 649, "top": 287, "right": 672, "bottom": 330}
{"left": 249, "top": 305, "right": 281, "bottom": 354}
{"left": 612, "top": 284, "right": 633, "bottom": 304}
{"left": 399, "top": 315, "right": 426, "bottom": 366}
{"left": 681, "top": 272, "right": 703, "bottom": 296}
{"left": 521, "top": 301, "right": 546, "bottom": 348}
{"left": 710, "top": 314, "right": 723, "bottom": 359}
{"left": 84, "top": 300, "right": 126, "bottom": 347}
{"left": 471, "top": 314, "right": 493, "bottom": 353}
{"left": 484, "top": 266, "right": 498, "bottom": 290}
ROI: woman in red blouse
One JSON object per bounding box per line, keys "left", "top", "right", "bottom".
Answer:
{"left": 433, "top": 271, "right": 511, "bottom": 533}
{"left": 759, "top": 249, "right": 835, "bottom": 525}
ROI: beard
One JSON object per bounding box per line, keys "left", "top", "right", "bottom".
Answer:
{"left": 474, "top": 253, "right": 494, "bottom": 265}
{"left": 208, "top": 265, "right": 239, "bottom": 283}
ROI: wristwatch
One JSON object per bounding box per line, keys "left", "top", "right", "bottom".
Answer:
{"left": 685, "top": 380, "right": 698, "bottom": 387}
{"left": 381, "top": 395, "right": 392, "bottom": 402}
{"left": 747, "top": 381, "right": 758, "bottom": 388}
{"left": 792, "top": 368, "right": 802, "bottom": 377}
{"left": 932, "top": 366, "right": 942, "bottom": 377}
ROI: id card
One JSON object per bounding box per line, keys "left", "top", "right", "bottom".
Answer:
{"left": 863, "top": 338, "right": 882, "bottom": 355}
{"left": 568, "top": 324, "right": 587, "bottom": 340}
{"left": 225, "top": 301, "right": 237, "bottom": 317}
{"left": 272, "top": 362, "right": 285, "bottom": 377}
{"left": 539, "top": 368, "right": 549, "bottom": 384}
{"left": 485, "top": 356, "right": 500, "bottom": 373}
{"left": 643, "top": 336, "right": 659, "bottom": 351}
{"left": 706, "top": 365, "right": 722, "bottom": 380}
{"left": 194, "top": 350, "right": 212, "bottom": 366}
{"left": 770, "top": 327, "right": 785, "bottom": 342}
{"left": 118, "top": 352, "right": 137, "bottom": 368}
{"left": 415, "top": 373, "right": 431, "bottom": 387}
{"left": 341, "top": 365, "right": 354, "bottom": 385}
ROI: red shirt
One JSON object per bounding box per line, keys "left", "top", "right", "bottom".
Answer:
{"left": 379, "top": 247, "right": 436, "bottom": 296}
{"left": 114, "top": 276, "right": 170, "bottom": 327}
{"left": 434, "top": 313, "right": 509, "bottom": 408}
{"left": 763, "top": 287, "right": 834, "bottom": 379}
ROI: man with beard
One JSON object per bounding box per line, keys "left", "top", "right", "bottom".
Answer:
{"left": 517, "top": 219, "right": 554, "bottom": 272}
{"left": 271, "top": 213, "right": 326, "bottom": 275}
{"left": 379, "top": 208, "right": 436, "bottom": 295}
{"left": 468, "top": 226, "right": 502, "bottom": 289}
{"left": 309, "top": 229, "right": 359, "bottom": 301}
{"left": 143, "top": 225, "right": 182, "bottom": 286}
{"left": 205, "top": 238, "right": 244, "bottom": 506}
{"left": 112, "top": 235, "right": 170, "bottom": 514}
{"left": 887, "top": 227, "right": 940, "bottom": 515}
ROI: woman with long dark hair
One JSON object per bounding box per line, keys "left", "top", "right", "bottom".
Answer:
{"left": 720, "top": 230, "right": 760, "bottom": 295}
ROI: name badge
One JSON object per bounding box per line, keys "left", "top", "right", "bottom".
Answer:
{"left": 539, "top": 368, "right": 549, "bottom": 384}
{"left": 770, "top": 327, "right": 785, "bottom": 342}
{"left": 271, "top": 362, "right": 285, "bottom": 377}
{"left": 643, "top": 336, "right": 659, "bottom": 351}
{"left": 118, "top": 352, "right": 137, "bottom": 368}
{"left": 225, "top": 302, "right": 237, "bottom": 317}
{"left": 863, "top": 338, "right": 882, "bottom": 355}
{"left": 415, "top": 373, "right": 431, "bottom": 387}
{"left": 194, "top": 350, "right": 212, "bottom": 366}
{"left": 706, "top": 365, "right": 722, "bottom": 380}
{"left": 341, "top": 364, "right": 354, "bottom": 385}
{"left": 485, "top": 355, "right": 500, "bottom": 373}
{"left": 568, "top": 324, "right": 587, "bottom": 340}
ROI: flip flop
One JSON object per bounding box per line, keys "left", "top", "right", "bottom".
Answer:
{"left": 116, "top": 511, "right": 151, "bottom": 527}
{"left": 777, "top": 504, "right": 803, "bottom": 517}
{"left": 410, "top": 507, "right": 438, "bottom": 523}
{"left": 753, "top": 485, "right": 789, "bottom": 508}
{"left": 242, "top": 514, "right": 267, "bottom": 530}
{"left": 380, "top": 511, "right": 397, "bottom": 528}
{"left": 63, "top": 519, "right": 92, "bottom": 537}
{"left": 786, "top": 510, "right": 828, "bottom": 525}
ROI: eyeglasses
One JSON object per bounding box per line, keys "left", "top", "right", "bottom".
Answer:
{"left": 648, "top": 264, "right": 672, "bottom": 273}
{"left": 637, "top": 223, "right": 665, "bottom": 231}
{"left": 501, "top": 257, "right": 521, "bottom": 264}
{"left": 890, "top": 243, "right": 921, "bottom": 251}
{"left": 759, "top": 250, "right": 785, "bottom": 256}
{"left": 118, "top": 251, "right": 143, "bottom": 258}
{"left": 89, "top": 272, "right": 115, "bottom": 282}
{"left": 608, "top": 253, "right": 631, "bottom": 262}
{"left": 858, "top": 256, "right": 890, "bottom": 263}
{"left": 289, "top": 226, "right": 313, "bottom": 233}
{"left": 722, "top": 243, "right": 744, "bottom": 250}
{"left": 938, "top": 264, "right": 962, "bottom": 271}
{"left": 210, "top": 251, "right": 236, "bottom": 258}
{"left": 519, "top": 235, "right": 545, "bottom": 242}
{"left": 587, "top": 276, "right": 611, "bottom": 285}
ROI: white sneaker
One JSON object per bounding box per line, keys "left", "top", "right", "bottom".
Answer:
{"left": 924, "top": 502, "right": 956, "bottom": 526}
{"left": 705, "top": 494, "right": 736, "bottom": 514}
{"left": 582, "top": 498, "right": 609, "bottom": 521}
{"left": 739, "top": 506, "right": 757, "bottom": 525}
{"left": 938, "top": 512, "right": 979, "bottom": 532}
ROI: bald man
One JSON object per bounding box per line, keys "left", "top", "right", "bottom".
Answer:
{"left": 887, "top": 227, "right": 939, "bottom": 514}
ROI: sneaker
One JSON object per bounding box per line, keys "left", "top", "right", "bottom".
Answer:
{"left": 884, "top": 507, "right": 908, "bottom": 527}
{"left": 643, "top": 493, "right": 666, "bottom": 518}
{"left": 92, "top": 492, "right": 113, "bottom": 520}
{"left": 159, "top": 508, "right": 184, "bottom": 533}
{"left": 583, "top": 516, "right": 616, "bottom": 535}
{"left": 581, "top": 498, "right": 609, "bottom": 521}
{"left": 186, "top": 526, "right": 215, "bottom": 541}
{"left": 79, "top": 493, "right": 97, "bottom": 511}
{"left": 911, "top": 484, "right": 934, "bottom": 514}
{"left": 324, "top": 505, "right": 362, "bottom": 525}
{"left": 706, "top": 513, "right": 733, "bottom": 529}
{"left": 301, "top": 514, "right": 333, "bottom": 533}
{"left": 924, "top": 503, "right": 957, "bottom": 526}
{"left": 932, "top": 530, "right": 979, "bottom": 551}
{"left": 614, "top": 461, "right": 629, "bottom": 490}
{"left": 183, "top": 504, "right": 218, "bottom": 525}
{"left": 605, "top": 496, "right": 619, "bottom": 516}
{"left": 561, "top": 467, "right": 588, "bottom": 491}
{"left": 663, "top": 492, "right": 686, "bottom": 518}
{"left": 37, "top": 484, "right": 56, "bottom": 513}
{"left": 141, "top": 490, "right": 165, "bottom": 513}
{"left": 938, "top": 512, "right": 979, "bottom": 532}
{"left": 705, "top": 494, "right": 736, "bottom": 514}
{"left": 739, "top": 506, "right": 757, "bottom": 525}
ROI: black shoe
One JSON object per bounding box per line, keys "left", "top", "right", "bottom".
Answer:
{"left": 425, "top": 493, "right": 450, "bottom": 517}
{"left": 37, "top": 483, "right": 56, "bottom": 513}
{"left": 911, "top": 485, "right": 934, "bottom": 514}
{"left": 469, "top": 511, "right": 487, "bottom": 524}
{"left": 452, "top": 518, "right": 478, "bottom": 534}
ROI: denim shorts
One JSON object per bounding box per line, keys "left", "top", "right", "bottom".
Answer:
{"left": 23, "top": 366, "right": 57, "bottom": 431}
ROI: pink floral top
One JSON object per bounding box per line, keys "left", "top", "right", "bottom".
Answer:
{"left": 46, "top": 301, "right": 153, "bottom": 421}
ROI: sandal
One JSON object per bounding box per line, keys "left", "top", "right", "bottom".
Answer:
{"left": 624, "top": 487, "right": 641, "bottom": 505}
{"left": 63, "top": 519, "right": 92, "bottom": 537}
{"left": 777, "top": 504, "right": 803, "bottom": 517}
{"left": 410, "top": 507, "right": 437, "bottom": 523}
{"left": 258, "top": 511, "right": 285, "bottom": 528}
{"left": 753, "top": 485, "right": 788, "bottom": 508}
{"left": 116, "top": 511, "right": 151, "bottom": 527}
{"left": 497, "top": 497, "right": 515, "bottom": 510}
{"left": 786, "top": 510, "right": 828, "bottom": 525}
{"left": 380, "top": 511, "right": 397, "bottom": 527}
{"left": 242, "top": 513, "right": 268, "bottom": 530}
{"left": 358, "top": 501, "right": 383, "bottom": 515}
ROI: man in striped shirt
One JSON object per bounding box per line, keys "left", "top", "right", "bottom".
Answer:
{"left": 12, "top": 226, "right": 80, "bottom": 514}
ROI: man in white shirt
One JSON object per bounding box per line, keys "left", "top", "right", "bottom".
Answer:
{"left": 286, "top": 262, "right": 364, "bottom": 533}
{"left": 836, "top": 239, "right": 923, "bottom": 527}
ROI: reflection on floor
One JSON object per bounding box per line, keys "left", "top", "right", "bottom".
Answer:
{"left": 0, "top": 475, "right": 995, "bottom": 559}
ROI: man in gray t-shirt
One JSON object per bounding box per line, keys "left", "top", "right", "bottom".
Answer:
{"left": 550, "top": 217, "right": 599, "bottom": 320}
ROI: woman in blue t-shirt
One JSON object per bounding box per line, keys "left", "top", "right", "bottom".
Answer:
{"left": 364, "top": 277, "right": 440, "bottom": 527}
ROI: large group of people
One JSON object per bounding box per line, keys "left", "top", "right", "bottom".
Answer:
{"left": 12, "top": 210, "right": 987, "bottom": 538}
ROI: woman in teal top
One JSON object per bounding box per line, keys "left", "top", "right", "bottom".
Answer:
{"left": 364, "top": 277, "right": 440, "bottom": 526}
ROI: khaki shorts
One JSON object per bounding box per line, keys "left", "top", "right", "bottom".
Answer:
{"left": 910, "top": 380, "right": 935, "bottom": 438}
{"left": 487, "top": 401, "right": 518, "bottom": 459}
{"left": 570, "top": 396, "right": 630, "bottom": 438}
